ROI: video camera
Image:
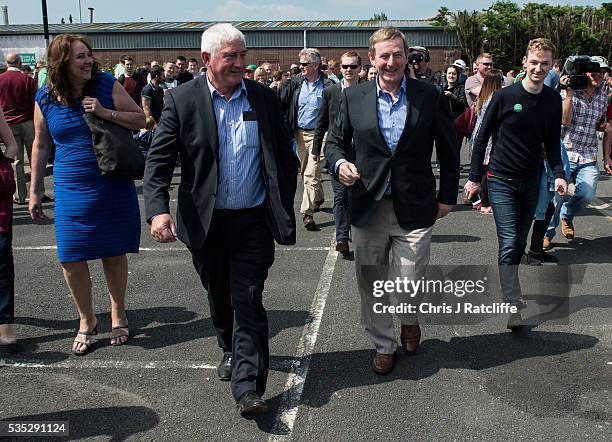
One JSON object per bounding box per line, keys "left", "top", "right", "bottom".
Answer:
{"left": 408, "top": 52, "right": 425, "bottom": 66}
{"left": 561, "top": 55, "right": 601, "bottom": 90}
{"left": 408, "top": 46, "right": 430, "bottom": 67}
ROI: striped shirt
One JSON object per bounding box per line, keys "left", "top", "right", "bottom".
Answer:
{"left": 561, "top": 87, "right": 607, "bottom": 164}
{"left": 207, "top": 77, "right": 265, "bottom": 209}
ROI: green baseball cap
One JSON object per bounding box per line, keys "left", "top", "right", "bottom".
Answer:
{"left": 246, "top": 64, "right": 257, "bottom": 70}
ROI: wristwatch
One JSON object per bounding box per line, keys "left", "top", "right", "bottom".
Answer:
{"left": 111, "top": 110, "right": 118, "bottom": 120}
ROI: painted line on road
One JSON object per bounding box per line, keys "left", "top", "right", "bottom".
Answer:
{"left": 0, "top": 359, "right": 294, "bottom": 371}
{"left": 0, "top": 359, "right": 217, "bottom": 370}
{"left": 269, "top": 234, "right": 338, "bottom": 441}
{"left": 13, "top": 246, "right": 330, "bottom": 252}
{"left": 590, "top": 197, "right": 612, "bottom": 221}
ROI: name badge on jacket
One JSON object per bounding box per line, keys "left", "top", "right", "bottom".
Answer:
{"left": 243, "top": 111, "right": 257, "bottom": 121}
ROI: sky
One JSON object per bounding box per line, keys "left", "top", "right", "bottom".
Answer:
{"left": 2, "top": 0, "right": 604, "bottom": 24}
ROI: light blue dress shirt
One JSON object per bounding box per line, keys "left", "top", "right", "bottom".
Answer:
{"left": 207, "top": 76, "right": 265, "bottom": 209}
{"left": 297, "top": 76, "right": 324, "bottom": 129}
{"left": 376, "top": 75, "right": 407, "bottom": 155}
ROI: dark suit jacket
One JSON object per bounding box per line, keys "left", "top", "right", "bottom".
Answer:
{"left": 143, "top": 76, "right": 299, "bottom": 248}
{"left": 313, "top": 83, "right": 342, "bottom": 156}
{"left": 325, "top": 77, "right": 460, "bottom": 230}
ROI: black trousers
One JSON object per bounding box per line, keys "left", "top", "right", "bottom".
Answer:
{"left": 0, "top": 230, "right": 14, "bottom": 325}
{"left": 189, "top": 205, "right": 274, "bottom": 401}
{"left": 331, "top": 172, "right": 350, "bottom": 243}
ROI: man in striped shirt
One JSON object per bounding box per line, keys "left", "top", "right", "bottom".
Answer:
{"left": 144, "top": 23, "right": 299, "bottom": 417}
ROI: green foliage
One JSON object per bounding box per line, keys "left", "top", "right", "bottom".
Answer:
{"left": 439, "top": 1, "right": 612, "bottom": 70}
{"left": 370, "top": 12, "right": 388, "bottom": 21}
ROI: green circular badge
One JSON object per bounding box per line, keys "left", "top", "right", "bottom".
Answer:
{"left": 513, "top": 103, "right": 523, "bottom": 113}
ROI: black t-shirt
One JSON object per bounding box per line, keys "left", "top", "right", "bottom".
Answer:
{"left": 141, "top": 82, "right": 164, "bottom": 123}
{"left": 469, "top": 82, "right": 563, "bottom": 182}
{"left": 177, "top": 71, "right": 194, "bottom": 84}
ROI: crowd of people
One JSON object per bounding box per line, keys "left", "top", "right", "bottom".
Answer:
{"left": 0, "top": 24, "right": 611, "bottom": 417}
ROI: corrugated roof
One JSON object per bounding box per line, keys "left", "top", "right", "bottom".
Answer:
{"left": 0, "top": 19, "right": 437, "bottom": 35}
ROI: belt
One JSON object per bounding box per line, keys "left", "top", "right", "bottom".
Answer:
{"left": 297, "top": 127, "right": 315, "bottom": 131}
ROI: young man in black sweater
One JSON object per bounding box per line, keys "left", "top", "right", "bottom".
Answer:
{"left": 464, "top": 38, "right": 568, "bottom": 330}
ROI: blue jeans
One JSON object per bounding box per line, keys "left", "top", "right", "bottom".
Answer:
{"left": 546, "top": 161, "right": 599, "bottom": 239}
{"left": 488, "top": 174, "right": 540, "bottom": 305}
{"left": 0, "top": 231, "right": 14, "bottom": 325}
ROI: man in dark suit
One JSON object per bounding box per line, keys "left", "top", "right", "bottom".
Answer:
{"left": 326, "top": 27, "right": 459, "bottom": 375}
{"left": 143, "top": 23, "right": 299, "bottom": 416}
{"left": 313, "top": 51, "right": 362, "bottom": 258}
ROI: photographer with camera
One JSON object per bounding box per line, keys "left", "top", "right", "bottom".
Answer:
{"left": 407, "top": 46, "right": 437, "bottom": 85}
{"left": 544, "top": 56, "right": 610, "bottom": 247}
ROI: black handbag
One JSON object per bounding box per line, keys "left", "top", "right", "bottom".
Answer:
{"left": 83, "top": 113, "right": 145, "bottom": 180}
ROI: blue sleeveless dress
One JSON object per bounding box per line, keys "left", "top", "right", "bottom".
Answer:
{"left": 36, "top": 72, "right": 141, "bottom": 263}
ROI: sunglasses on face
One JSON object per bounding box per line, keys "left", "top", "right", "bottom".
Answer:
{"left": 480, "top": 62, "right": 493, "bottom": 67}
{"left": 341, "top": 64, "right": 359, "bottom": 69}
{"left": 299, "top": 62, "right": 312, "bottom": 67}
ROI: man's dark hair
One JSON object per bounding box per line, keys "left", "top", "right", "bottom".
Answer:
{"left": 123, "top": 56, "right": 134, "bottom": 63}
{"left": 188, "top": 58, "right": 198, "bottom": 64}
{"left": 150, "top": 65, "right": 163, "bottom": 80}
{"left": 176, "top": 55, "right": 187, "bottom": 63}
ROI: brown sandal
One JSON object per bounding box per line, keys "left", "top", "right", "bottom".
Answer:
{"left": 72, "top": 326, "right": 97, "bottom": 356}
{"left": 110, "top": 325, "right": 130, "bottom": 346}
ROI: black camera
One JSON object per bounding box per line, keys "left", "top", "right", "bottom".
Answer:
{"left": 408, "top": 52, "right": 424, "bottom": 65}
{"left": 561, "top": 55, "right": 601, "bottom": 90}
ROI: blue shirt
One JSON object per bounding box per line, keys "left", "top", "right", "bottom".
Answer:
{"left": 297, "top": 76, "right": 324, "bottom": 129}
{"left": 207, "top": 76, "right": 265, "bottom": 209}
{"left": 544, "top": 69, "right": 560, "bottom": 90}
{"left": 376, "top": 75, "right": 407, "bottom": 155}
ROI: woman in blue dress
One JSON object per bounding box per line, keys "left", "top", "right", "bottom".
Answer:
{"left": 29, "top": 35, "right": 145, "bottom": 355}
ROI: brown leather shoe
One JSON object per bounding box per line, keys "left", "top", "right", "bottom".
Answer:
{"left": 373, "top": 352, "right": 396, "bottom": 375}
{"left": 543, "top": 236, "right": 553, "bottom": 251}
{"left": 561, "top": 219, "right": 574, "bottom": 239}
{"left": 400, "top": 324, "right": 421, "bottom": 354}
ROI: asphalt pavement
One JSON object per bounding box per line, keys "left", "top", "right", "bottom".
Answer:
{"left": 0, "top": 146, "right": 610, "bottom": 441}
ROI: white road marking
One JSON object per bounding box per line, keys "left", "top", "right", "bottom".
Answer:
{"left": 0, "top": 359, "right": 294, "bottom": 370}
{"left": 13, "top": 246, "right": 329, "bottom": 252}
{"left": 269, "top": 235, "right": 338, "bottom": 441}
{"left": 589, "top": 197, "right": 612, "bottom": 221}
{"left": 0, "top": 359, "right": 217, "bottom": 369}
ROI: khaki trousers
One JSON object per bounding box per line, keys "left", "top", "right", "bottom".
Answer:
{"left": 353, "top": 199, "right": 433, "bottom": 354}
{"left": 10, "top": 120, "right": 44, "bottom": 202}
{"left": 295, "top": 128, "right": 324, "bottom": 216}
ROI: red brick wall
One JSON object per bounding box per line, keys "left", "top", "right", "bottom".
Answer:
{"left": 94, "top": 47, "right": 461, "bottom": 74}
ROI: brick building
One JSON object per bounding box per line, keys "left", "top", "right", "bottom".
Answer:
{"left": 0, "top": 20, "right": 460, "bottom": 73}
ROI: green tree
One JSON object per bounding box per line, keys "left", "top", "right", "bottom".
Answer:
{"left": 370, "top": 12, "right": 388, "bottom": 21}
{"left": 481, "top": 1, "right": 529, "bottom": 72}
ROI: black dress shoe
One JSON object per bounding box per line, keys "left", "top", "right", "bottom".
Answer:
{"left": 236, "top": 391, "right": 269, "bottom": 416}
{"left": 216, "top": 352, "right": 232, "bottom": 381}
{"left": 528, "top": 250, "right": 558, "bottom": 263}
